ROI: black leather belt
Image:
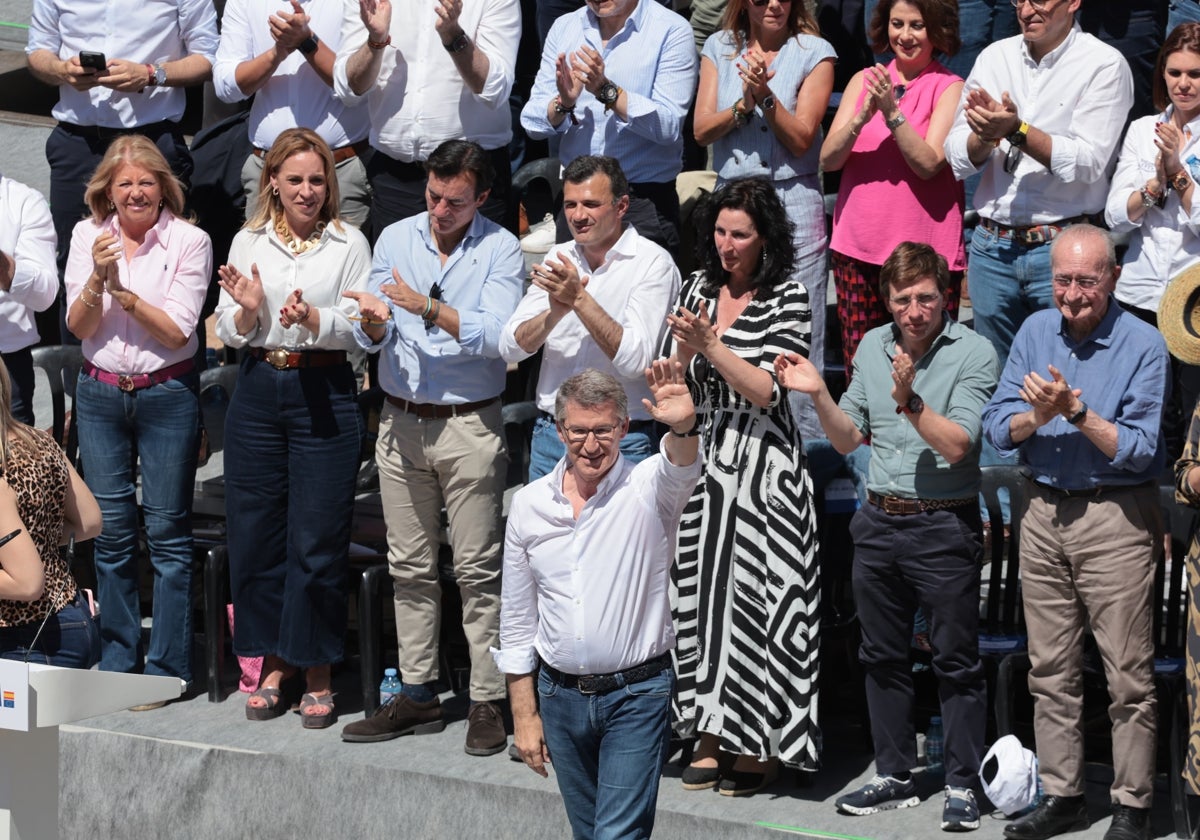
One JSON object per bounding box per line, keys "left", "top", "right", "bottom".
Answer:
{"left": 1029, "top": 477, "right": 1155, "bottom": 499}
{"left": 867, "top": 491, "right": 975, "bottom": 515}
{"left": 540, "top": 653, "right": 672, "bottom": 695}
{"left": 387, "top": 395, "right": 497, "bottom": 419}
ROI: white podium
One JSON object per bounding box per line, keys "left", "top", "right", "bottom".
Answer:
{"left": 0, "top": 659, "right": 180, "bottom": 840}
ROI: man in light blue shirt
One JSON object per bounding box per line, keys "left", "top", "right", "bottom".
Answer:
{"left": 982, "top": 224, "right": 1167, "bottom": 840}
{"left": 341, "top": 139, "right": 524, "bottom": 757}
{"left": 521, "top": 0, "right": 697, "bottom": 254}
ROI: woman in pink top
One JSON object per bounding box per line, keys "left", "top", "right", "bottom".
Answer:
{"left": 819, "top": 0, "right": 965, "bottom": 374}
{"left": 65, "top": 135, "right": 211, "bottom": 697}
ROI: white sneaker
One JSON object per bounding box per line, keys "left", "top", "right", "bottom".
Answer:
{"left": 521, "top": 213, "right": 557, "bottom": 254}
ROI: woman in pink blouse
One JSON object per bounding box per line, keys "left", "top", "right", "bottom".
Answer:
{"left": 65, "top": 135, "right": 211, "bottom": 697}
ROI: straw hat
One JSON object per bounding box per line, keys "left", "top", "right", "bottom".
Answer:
{"left": 1158, "top": 264, "right": 1200, "bottom": 365}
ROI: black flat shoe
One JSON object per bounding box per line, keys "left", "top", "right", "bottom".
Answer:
{"left": 1004, "top": 794, "right": 1088, "bottom": 840}
{"left": 681, "top": 764, "right": 720, "bottom": 791}
{"left": 718, "top": 762, "right": 779, "bottom": 797}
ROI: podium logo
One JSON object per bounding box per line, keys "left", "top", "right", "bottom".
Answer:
{"left": 2, "top": 690, "right": 14, "bottom": 708}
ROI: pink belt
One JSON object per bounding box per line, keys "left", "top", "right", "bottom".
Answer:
{"left": 83, "top": 359, "right": 194, "bottom": 392}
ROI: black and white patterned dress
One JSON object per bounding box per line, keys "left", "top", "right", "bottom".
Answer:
{"left": 666, "top": 270, "right": 821, "bottom": 768}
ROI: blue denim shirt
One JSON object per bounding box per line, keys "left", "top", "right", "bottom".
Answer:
{"left": 982, "top": 300, "right": 1169, "bottom": 488}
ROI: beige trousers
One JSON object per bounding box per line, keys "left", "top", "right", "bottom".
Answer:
{"left": 375, "top": 401, "right": 507, "bottom": 701}
{"left": 1020, "top": 481, "right": 1160, "bottom": 808}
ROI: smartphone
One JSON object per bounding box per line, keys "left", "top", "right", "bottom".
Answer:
{"left": 79, "top": 51, "right": 106, "bottom": 72}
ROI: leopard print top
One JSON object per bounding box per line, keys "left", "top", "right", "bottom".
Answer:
{"left": 0, "top": 429, "right": 75, "bottom": 627}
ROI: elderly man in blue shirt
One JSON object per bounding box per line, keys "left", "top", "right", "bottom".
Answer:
{"left": 520, "top": 0, "right": 697, "bottom": 255}
{"left": 982, "top": 223, "right": 1168, "bottom": 840}
{"left": 340, "top": 139, "right": 524, "bottom": 757}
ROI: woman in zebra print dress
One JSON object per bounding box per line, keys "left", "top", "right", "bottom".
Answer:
{"left": 665, "top": 178, "right": 820, "bottom": 795}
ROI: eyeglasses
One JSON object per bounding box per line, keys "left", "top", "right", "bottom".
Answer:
{"left": 893, "top": 84, "right": 907, "bottom": 102}
{"left": 559, "top": 424, "right": 619, "bottom": 443}
{"left": 1051, "top": 275, "right": 1104, "bottom": 290}
{"left": 424, "top": 282, "right": 442, "bottom": 331}
{"left": 1009, "top": 0, "right": 1060, "bottom": 11}
{"left": 889, "top": 292, "right": 942, "bottom": 310}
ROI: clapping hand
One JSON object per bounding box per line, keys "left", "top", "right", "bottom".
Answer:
{"left": 279, "top": 288, "right": 311, "bottom": 328}
{"left": 1019, "top": 364, "right": 1082, "bottom": 427}
{"left": 218, "top": 262, "right": 266, "bottom": 313}
{"left": 270, "top": 0, "right": 313, "bottom": 51}
{"left": 554, "top": 52, "right": 583, "bottom": 107}
{"left": 642, "top": 359, "right": 695, "bottom": 431}
{"left": 774, "top": 351, "right": 822, "bottom": 395}
{"left": 569, "top": 45, "right": 607, "bottom": 96}
{"left": 91, "top": 232, "right": 120, "bottom": 288}
{"left": 1155, "top": 120, "right": 1186, "bottom": 176}
{"left": 666, "top": 300, "right": 717, "bottom": 357}
{"left": 736, "top": 48, "right": 774, "bottom": 102}
{"left": 890, "top": 347, "right": 916, "bottom": 406}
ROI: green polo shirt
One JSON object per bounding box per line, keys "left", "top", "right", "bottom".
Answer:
{"left": 839, "top": 316, "right": 999, "bottom": 500}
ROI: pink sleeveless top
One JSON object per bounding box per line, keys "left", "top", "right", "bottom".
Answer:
{"left": 829, "top": 60, "right": 966, "bottom": 270}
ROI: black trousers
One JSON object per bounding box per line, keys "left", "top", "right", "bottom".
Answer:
{"left": 850, "top": 499, "right": 987, "bottom": 788}
{"left": 2, "top": 346, "right": 34, "bottom": 425}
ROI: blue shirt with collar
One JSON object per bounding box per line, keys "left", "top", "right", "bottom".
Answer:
{"left": 982, "top": 299, "right": 1169, "bottom": 489}
{"left": 520, "top": 0, "right": 698, "bottom": 184}
{"left": 354, "top": 210, "right": 524, "bottom": 404}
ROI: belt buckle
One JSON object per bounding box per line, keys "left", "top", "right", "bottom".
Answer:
{"left": 266, "top": 348, "right": 291, "bottom": 370}
{"left": 1022, "top": 227, "right": 1047, "bottom": 246}
{"left": 882, "top": 495, "right": 906, "bottom": 515}
{"left": 576, "top": 675, "right": 601, "bottom": 695}
{"left": 117, "top": 375, "right": 135, "bottom": 392}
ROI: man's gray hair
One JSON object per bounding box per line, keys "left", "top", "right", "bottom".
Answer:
{"left": 554, "top": 369, "right": 629, "bottom": 424}
{"left": 1050, "top": 223, "right": 1117, "bottom": 272}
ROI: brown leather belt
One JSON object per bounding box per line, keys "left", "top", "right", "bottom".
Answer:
{"left": 386, "top": 395, "right": 497, "bottom": 419}
{"left": 867, "top": 491, "right": 975, "bottom": 516}
{"left": 978, "top": 214, "right": 1100, "bottom": 247}
{"left": 252, "top": 140, "right": 368, "bottom": 165}
{"left": 249, "top": 347, "right": 347, "bottom": 370}
{"left": 83, "top": 359, "right": 194, "bottom": 392}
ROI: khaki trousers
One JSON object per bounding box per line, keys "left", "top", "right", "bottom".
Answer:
{"left": 1020, "top": 482, "right": 1160, "bottom": 808}
{"left": 376, "top": 401, "right": 507, "bottom": 701}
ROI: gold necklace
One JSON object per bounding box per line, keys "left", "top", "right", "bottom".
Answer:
{"left": 274, "top": 217, "right": 325, "bottom": 254}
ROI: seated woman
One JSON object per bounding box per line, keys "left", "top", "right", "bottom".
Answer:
{"left": 664, "top": 178, "right": 819, "bottom": 795}
{"left": 215, "top": 128, "right": 370, "bottom": 729}
{"left": 0, "top": 358, "right": 102, "bottom": 666}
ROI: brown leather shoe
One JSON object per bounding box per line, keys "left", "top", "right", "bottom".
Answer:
{"left": 340, "top": 694, "right": 444, "bottom": 743}
{"left": 464, "top": 701, "right": 507, "bottom": 756}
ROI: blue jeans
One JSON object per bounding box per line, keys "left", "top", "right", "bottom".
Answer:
{"left": 1170, "top": 0, "right": 1200, "bottom": 32}
{"left": 0, "top": 592, "right": 101, "bottom": 668}
{"left": 528, "top": 413, "right": 659, "bottom": 482}
{"left": 538, "top": 665, "right": 674, "bottom": 840}
{"left": 966, "top": 224, "right": 1054, "bottom": 372}
{"left": 224, "top": 357, "right": 363, "bottom": 666}
{"left": 75, "top": 370, "right": 198, "bottom": 685}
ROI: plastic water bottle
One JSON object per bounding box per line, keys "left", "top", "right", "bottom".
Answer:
{"left": 926, "top": 716, "right": 945, "bottom": 772}
{"left": 379, "top": 668, "right": 401, "bottom": 707}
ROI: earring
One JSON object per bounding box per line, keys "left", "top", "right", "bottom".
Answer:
{"left": 272, "top": 187, "right": 279, "bottom": 196}
{"left": 159, "top": 199, "right": 164, "bottom": 208}
{"left": 108, "top": 200, "right": 115, "bottom": 211}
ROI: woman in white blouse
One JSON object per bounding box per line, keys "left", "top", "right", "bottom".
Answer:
{"left": 1106, "top": 22, "right": 1200, "bottom": 454}
{"left": 215, "top": 128, "right": 370, "bottom": 729}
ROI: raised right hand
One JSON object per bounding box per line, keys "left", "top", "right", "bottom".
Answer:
{"left": 359, "top": 0, "right": 392, "bottom": 44}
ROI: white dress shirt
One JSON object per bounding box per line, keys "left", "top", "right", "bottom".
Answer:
{"left": 332, "top": 0, "right": 519, "bottom": 160}
{"left": 0, "top": 176, "right": 57, "bottom": 353}
{"left": 212, "top": 0, "right": 369, "bottom": 150}
{"left": 26, "top": 0, "right": 219, "bottom": 128}
{"left": 494, "top": 440, "right": 703, "bottom": 676}
{"left": 944, "top": 24, "right": 1133, "bottom": 225}
{"left": 1105, "top": 109, "right": 1200, "bottom": 312}
{"left": 214, "top": 221, "right": 371, "bottom": 351}
{"left": 499, "top": 226, "right": 680, "bottom": 421}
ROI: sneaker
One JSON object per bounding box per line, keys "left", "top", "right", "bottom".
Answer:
{"left": 836, "top": 774, "right": 920, "bottom": 815}
{"left": 942, "top": 786, "right": 980, "bottom": 832}
{"left": 340, "top": 693, "right": 445, "bottom": 743}
{"left": 520, "top": 213, "right": 556, "bottom": 254}
{"left": 464, "top": 700, "right": 507, "bottom": 756}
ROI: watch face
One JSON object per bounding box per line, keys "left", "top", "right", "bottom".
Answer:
{"left": 762, "top": 94, "right": 776, "bottom": 110}
{"left": 908, "top": 394, "right": 924, "bottom": 414}
{"left": 598, "top": 82, "right": 618, "bottom": 104}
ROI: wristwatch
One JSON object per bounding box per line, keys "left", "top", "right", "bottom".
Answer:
{"left": 1140, "top": 184, "right": 1164, "bottom": 208}
{"left": 761, "top": 93, "right": 776, "bottom": 112}
{"left": 298, "top": 33, "right": 320, "bottom": 56}
{"left": 1170, "top": 170, "right": 1191, "bottom": 193}
{"left": 895, "top": 393, "right": 924, "bottom": 416}
{"left": 1006, "top": 120, "right": 1030, "bottom": 147}
{"left": 596, "top": 81, "right": 621, "bottom": 109}
{"left": 443, "top": 32, "right": 470, "bottom": 53}
{"left": 1066, "top": 401, "right": 1088, "bottom": 426}
{"left": 885, "top": 112, "right": 907, "bottom": 131}
{"left": 146, "top": 63, "right": 167, "bottom": 87}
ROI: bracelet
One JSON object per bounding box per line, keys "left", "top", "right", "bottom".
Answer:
{"left": 553, "top": 96, "right": 580, "bottom": 127}
{"left": 731, "top": 101, "right": 748, "bottom": 128}
{"left": 885, "top": 113, "right": 907, "bottom": 131}
{"left": 121, "top": 292, "right": 139, "bottom": 312}
{"left": 422, "top": 297, "right": 433, "bottom": 318}
{"left": 83, "top": 284, "right": 103, "bottom": 300}
{"left": 431, "top": 298, "right": 442, "bottom": 322}
{"left": 297, "top": 301, "right": 312, "bottom": 323}
{"left": 0, "top": 528, "right": 21, "bottom": 550}
{"left": 1140, "top": 185, "right": 1165, "bottom": 208}
{"left": 368, "top": 34, "right": 391, "bottom": 50}
{"left": 81, "top": 294, "right": 98, "bottom": 309}
{"left": 669, "top": 425, "right": 702, "bottom": 438}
